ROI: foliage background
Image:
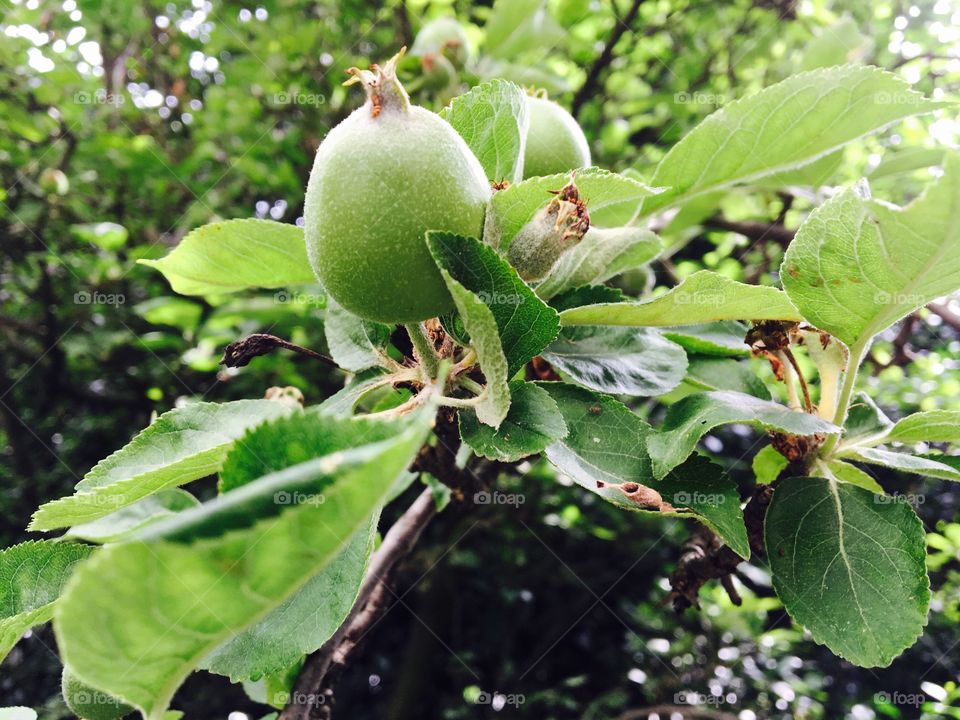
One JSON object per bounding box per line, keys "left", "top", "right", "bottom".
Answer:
{"left": 2, "top": 0, "right": 960, "bottom": 717}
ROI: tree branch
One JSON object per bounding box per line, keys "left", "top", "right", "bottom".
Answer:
{"left": 279, "top": 488, "right": 438, "bottom": 720}
{"left": 702, "top": 215, "right": 796, "bottom": 245}
{"left": 571, "top": 0, "right": 645, "bottom": 117}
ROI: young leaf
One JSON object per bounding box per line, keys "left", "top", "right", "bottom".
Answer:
{"left": 559, "top": 271, "right": 802, "bottom": 327}
{"left": 765, "top": 477, "right": 929, "bottom": 667}
{"left": 448, "top": 283, "right": 511, "bottom": 427}
{"left": 323, "top": 300, "right": 394, "bottom": 372}
{"left": 484, "top": 167, "right": 661, "bottom": 250}
{"left": 427, "top": 231, "right": 559, "bottom": 377}
{"left": 825, "top": 460, "right": 884, "bottom": 494}
{"left": 843, "top": 392, "right": 893, "bottom": 444}
{"left": 888, "top": 411, "right": 960, "bottom": 444}
{"left": 537, "top": 383, "right": 748, "bottom": 557}
{"left": 459, "top": 381, "right": 567, "bottom": 462}
{"left": 753, "top": 445, "right": 788, "bottom": 484}
{"left": 782, "top": 153, "right": 960, "bottom": 350}
{"left": 65, "top": 489, "right": 200, "bottom": 544}
{"left": 662, "top": 321, "right": 750, "bottom": 357}
{"left": 841, "top": 447, "right": 960, "bottom": 482}
{"left": 541, "top": 326, "right": 688, "bottom": 397}
{"left": 533, "top": 226, "right": 661, "bottom": 300}
{"left": 30, "top": 400, "right": 292, "bottom": 531}
{"left": 483, "top": 0, "right": 564, "bottom": 59}
{"left": 54, "top": 414, "right": 432, "bottom": 720}
{"left": 646, "top": 391, "right": 838, "bottom": 478}
{"left": 0, "top": 710, "right": 36, "bottom": 720}
{"left": 316, "top": 369, "right": 394, "bottom": 418}
{"left": 0, "top": 541, "right": 94, "bottom": 663}
{"left": 139, "top": 219, "right": 314, "bottom": 295}
{"left": 639, "top": 66, "right": 946, "bottom": 216}
{"left": 440, "top": 79, "right": 529, "bottom": 184}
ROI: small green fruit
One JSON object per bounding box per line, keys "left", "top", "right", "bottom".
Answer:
{"left": 39, "top": 168, "right": 69, "bottom": 196}
{"left": 410, "top": 17, "right": 471, "bottom": 66}
{"left": 507, "top": 178, "right": 589, "bottom": 281}
{"left": 62, "top": 668, "right": 133, "bottom": 720}
{"left": 522, "top": 96, "right": 591, "bottom": 178}
{"left": 304, "top": 50, "right": 490, "bottom": 324}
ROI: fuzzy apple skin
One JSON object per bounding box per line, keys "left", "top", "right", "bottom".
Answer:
{"left": 522, "top": 97, "right": 591, "bottom": 178}
{"left": 305, "top": 97, "right": 490, "bottom": 324}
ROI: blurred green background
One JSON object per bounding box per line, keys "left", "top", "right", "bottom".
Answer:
{"left": 2, "top": 0, "right": 960, "bottom": 717}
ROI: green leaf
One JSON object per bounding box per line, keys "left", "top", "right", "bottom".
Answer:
{"left": 65, "top": 489, "right": 200, "bottom": 544}
{"left": 800, "top": 16, "right": 870, "bottom": 71}
{"left": 421, "top": 473, "right": 452, "bottom": 512}
{"left": 219, "top": 410, "right": 402, "bottom": 493}
{"left": 685, "top": 356, "right": 770, "bottom": 399}
{"left": 432, "top": 256, "right": 511, "bottom": 428}
{"left": 538, "top": 383, "right": 747, "bottom": 557}
{"left": 441, "top": 79, "right": 529, "bottom": 184}
{"left": 842, "top": 447, "right": 960, "bottom": 481}
{"left": 0, "top": 541, "right": 94, "bottom": 663}
{"left": 662, "top": 321, "right": 749, "bottom": 357}
{"left": 316, "top": 369, "right": 394, "bottom": 418}
{"left": 134, "top": 297, "right": 204, "bottom": 331}
{"left": 534, "top": 226, "right": 661, "bottom": 300}
{"left": 541, "top": 326, "right": 687, "bottom": 397}
{"left": 548, "top": 285, "right": 625, "bottom": 312}
{"left": 825, "top": 460, "right": 884, "bottom": 494}
{"left": 30, "top": 400, "right": 292, "bottom": 531}
{"left": 459, "top": 381, "right": 567, "bottom": 461}
{"left": 868, "top": 146, "right": 945, "bottom": 180}
{"left": 427, "top": 231, "right": 559, "bottom": 377}
{"left": 888, "top": 411, "right": 960, "bottom": 444}
{"left": 843, "top": 392, "right": 893, "bottom": 444}
{"left": 139, "top": 219, "right": 314, "bottom": 295}
{"left": 640, "top": 66, "right": 946, "bottom": 216}
{"left": 484, "top": 0, "right": 564, "bottom": 59}
{"left": 484, "top": 167, "right": 661, "bottom": 250}
{"left": 323, "top": 300, "right": 393, "bottom": 372}
{"left": 54, "top": 415, "right": 432, "bottom": 719}
{"left": 646, "top": 391, "right": 838, "bottom": 478}
{"left": 753, "top": 445, "right": 788, "bottom": 484}
{"left": 559, "top": 271, "right": 802, "bottom": 327}
{"left": 202, "top": 516, "right": 375, "bottom": 681}
{"left": 765, "top": 477, "right": 929, "bottom": 667}
{"left": 782, "top": 153, "right": 960, "bottom": 349}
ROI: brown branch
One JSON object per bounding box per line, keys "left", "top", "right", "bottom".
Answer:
{"left": 279, "top": 488, "right": 438, "bottom": 720}
{"left": 667, "top": 484, "right": 773, "bottom": 612}
{"left": 702, "top": 215, "right": 796, "bottom": 246}
{"left": 928, "top": 302, "right": 960, "bottom": 332}
{"left": 571, "top": 0, "right": 646, "bottom": 117}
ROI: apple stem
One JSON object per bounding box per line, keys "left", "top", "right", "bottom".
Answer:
{"left": 405, "top": 322, "right": 440, "bottom": 379}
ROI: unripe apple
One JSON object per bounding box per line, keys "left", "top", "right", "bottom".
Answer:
{"left": 304, "top": 50, "right": 490, "bottom": 324}
{"left": 523, "top": 96, "right": 591, "bottom": 178}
